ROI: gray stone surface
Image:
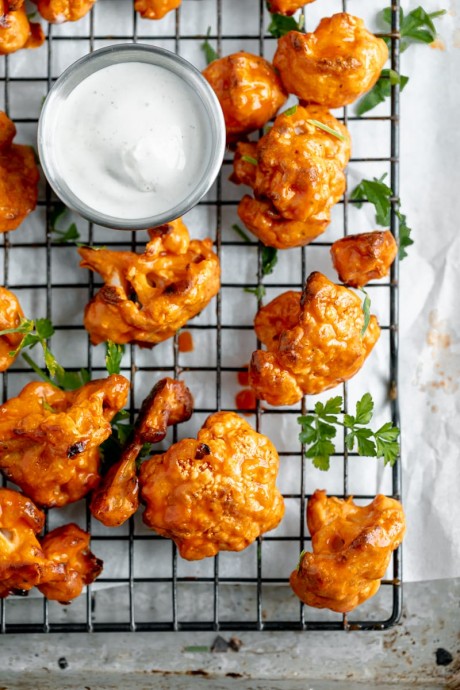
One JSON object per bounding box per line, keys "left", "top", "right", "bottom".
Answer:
{"left": 0, "top": 579, "right": 458, "bottom": 688}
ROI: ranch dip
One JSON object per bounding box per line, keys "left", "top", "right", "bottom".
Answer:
{"left": 52, "top": 61, "right": 209, "bottom": 220}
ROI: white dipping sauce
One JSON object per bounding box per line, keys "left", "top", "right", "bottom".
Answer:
{"left": 53, "top": 62, "right": 208, "bottom": 220}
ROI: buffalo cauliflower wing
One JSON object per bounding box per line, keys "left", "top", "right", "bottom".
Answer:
{"left": 139, "top": 411, "right": 284, "bottom": 560}
{"left": 0, "top": 488, "right": 61, "bottom": 597}
{"left": 249, "top": 272, "right": 380, "bottom": 406}
{"left": 0, "top": 1, "right": 44, "bottom": 55}
{"left": 268, "top": 0, "right": 315, "bottom": 14}
{"left": 231, "top": 105, "right": 350, "bottom": 248}
{"left": 91, "top": 377, "right": 193, "bottom": 528}
{"left": 33, "top": 0, "right": 96, "bottom": 23}
{"left": 290, "top": 490, "right": 406, "bottom": 612}
{"left": 273, "top": 13, "right": 388, "bottom": 108}
{"left": 0, "top": 375, "right": 130, "bottom": 507}
{"left": 37, "top": 524, "right": 102, "bottom": 602}
{"left": 79, "top": 218, "right": 220, "bottom": 347}
{"left": 203, "top": 52, "right": 287, "bottom": 140}
{"left": 135, "top": 0, "right": 181, "bottom": 20}
{"left": 0, "top": 287, "right": 24, "bottom": 372}
{"left": 331, "top": 230, "right": 398, "bottom": 288}
{"left": 0, "top": 111, "right": 39, "bottom": 232}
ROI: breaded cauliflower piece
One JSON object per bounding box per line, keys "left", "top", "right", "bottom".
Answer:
{"left": 203, "top": 52, "right": 287, "bottom": 140}
{"left": 33, "top": 0, "right": 96, "bottom": 23}
{"left": 250, "top": 272, "right": 380, "bottom": 406}
{"left": 331, "top": 230, "right": 398, "bottom": 288}
{"left": 0, "top": 375, "right": 130, "bottom": 507}
{"left": 79, "top": 218, "right": 220, "bottom": 347}
{"left": 0, "top": 287, "right": 24, "bottom": 372}
{"left": 231, "top": 106, "right": 350, "bottom": 248}
{"left": 0, "top": 112, "right": 39, "bottom": 232}
{"left": 273, "top": 13, "right": 388, "bottom": 108}
{"left": 37, "top": 524, "right": 102, "bottom": 602}
{"left": 0, "top": 1, "right": 44, "bottom": 55}
{"left": 268, "top": 0, "right": 315, "bottom": 14}
{"left": 135, "top": 0, "right": 181, "bottom": 20}
{"left": 91, "top": 377, "right": 193, "bottom": 528}
{"left": 0, "top": 488, "right": 61, "bottom": 597}
{"left": 290, "top": 490, "right": 406, "bottom": 612}
{"left": 140, "top": 411, "right": 285, "bottom": 560}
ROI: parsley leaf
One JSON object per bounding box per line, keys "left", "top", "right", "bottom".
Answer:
{"left": 50, "top": 202, "right": 81, "bottom": 244}
{"left": 201, "top": 26, "right": 219, "bottom": 65}
{"left": 232, "top": 223, "right": 252, "bottom": 243}
{"left": 244, "top": 285, "right": 266, "bottom": 300}
{"left": 350, "top": 174, "right": 392, "bottom": 226}
{"left": 261, "top": 247, "right": 278, "bottom": 277}
{"left": 397, "top": 211, "right": 414, "bottom": 259}
{"left": 382, "top": 6, "right": 447, "bottom": 52}
{"left": 267, "top": 11, "right": 304, "bottom": 38}
{"left": 298, "top": 393, "right": 400, "bottom": 469}
{"left": 360, "top": 289, "right": 371, "bottom": 337}
{"left": 242, "top": 155, "right": 258, "bottom": 166}
{"left": 105, "top": 341, "right": 125, "bottom": 375}
{"left": 307, "top": 119, "right": 346, "bottom": 141}
{"left": 356, "top": 69, "right": 409, "bottom": 116}
{"left": 350, "top": 175, "right": 412, "bottom": 260}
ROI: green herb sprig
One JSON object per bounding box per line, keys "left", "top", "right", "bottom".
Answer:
{"left": 261, "top": 246, "right": 278, "bottom": 277}
{"left": 382, "top": 5, "right": 447, "bottom": 52}
{"left": 267, "top": 11, "right": 304, "bottom": 38}
{"left": 201, "top": 26, "right": 219, "bottom": 65}
{"left": 307, "top": 119, "right": 346, "bottom": 141}
{"left": 298, "top": 393, "right": 400, "bottom": 471}
{"left": 50, "top": 202, "right": 81, "bottom": 244}
{"left": 356, "top": 69, "right": 409, "bottom": 117}
{"left": 244, "top": 285, "right": 266, "bottom": 300}
{"left": 105, "top": 341, "right": 125, "bottom": 375}
{"left": 350, "top": 174, "right": 413, "bottom": 260}
{"left": 360, "top": 289, "right": 371, "bottom": 336}
{"left": 242, "top": 155, "right": 258, "bottom": 166}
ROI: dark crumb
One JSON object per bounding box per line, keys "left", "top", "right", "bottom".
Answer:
{"left": 226, "top": 672, "right": 243, "bottom": 678}
{"left": 436, "top": 648, "right": 453, "bottom": 666}
{"left": 229, "top": 636, "right": 243, "bottom": 652}
{"left": 58, "top": 657, "right": 68, "bottom": 670}
{"left": 186, "top": 669, "right": 209, "bottom": 677}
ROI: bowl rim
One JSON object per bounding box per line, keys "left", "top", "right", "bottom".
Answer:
{"left": 38, "top": 43, "right": 226, "bottom": 231}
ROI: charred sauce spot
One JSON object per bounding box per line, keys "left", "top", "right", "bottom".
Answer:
{"left": 67, "top": 441, "right": 87, "bottom": 458}
{"left": 195, "top": 443, "right": 211, "bottom": 460}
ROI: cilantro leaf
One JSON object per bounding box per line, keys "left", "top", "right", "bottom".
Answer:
{"left": 261, "top": 247, "right": 278, "bottom": 277}
{"left": 232, "top": 223, "right": 251, "bottom": 243}
{"left": 374, "top": 422, "right": 400, "bottom": 466}
{"left": 356, "top": 69, "right": 409, "bottom": 116}
{"left": 267, "top": 12, "right": 304, "bottom": 38}
{"left": 354, "top": 428, "right": 377, "bottom": 457}
{"left": 360, "top": 289, "right": 371, "bottom": 337}
{"left": 105, "top": 341, "right": 125, "bottom": 375}
{"left": 382, "top": 6, "right": 447, "bottom": 53}
{"left": 201, "top": 27, "right": 219, "bottom": 65}
{"left": 244, "top": 285, "right": 266, "bottom": 300}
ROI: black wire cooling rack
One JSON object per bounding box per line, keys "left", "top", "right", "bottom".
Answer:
{"left": 0, "top": 0, "right": 402, "bottom": 632}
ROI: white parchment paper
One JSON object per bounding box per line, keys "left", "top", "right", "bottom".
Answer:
{"left": 1, "top": 0, "right": 459, "bottom": 588}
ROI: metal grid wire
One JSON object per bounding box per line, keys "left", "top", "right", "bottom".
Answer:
{"left": 0, "top": 0, "right": 402, "bottom": 632}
